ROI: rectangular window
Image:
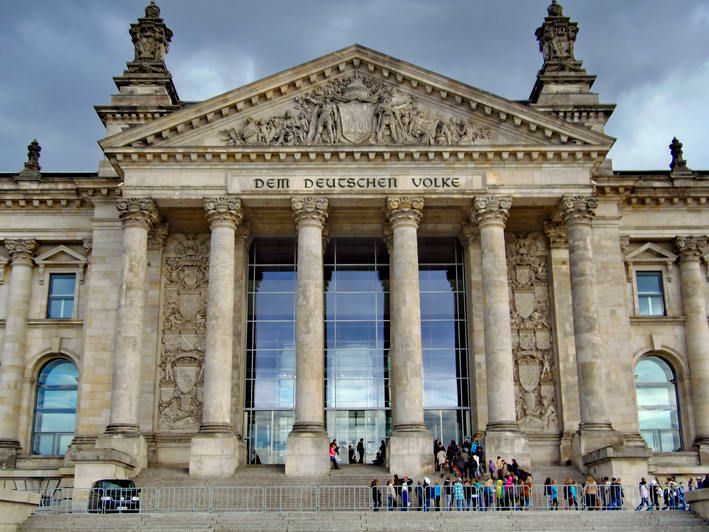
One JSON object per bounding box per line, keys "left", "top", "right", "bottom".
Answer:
{"left": 47, "top": 273, "right": 76, "bottom": 319}
{"left": 636, "top": 271, "right": 665, "bottom": 316}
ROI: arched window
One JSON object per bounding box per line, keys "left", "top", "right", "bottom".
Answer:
{"left": 32, "top": 359, "right": 78, "bottom": 455}
{"left": 635, "top": 356, "right": 681, "bottom": 452}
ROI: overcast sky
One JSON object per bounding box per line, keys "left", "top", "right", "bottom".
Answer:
{"left": 1, "top": 0, "right": 708, "bottom": 173}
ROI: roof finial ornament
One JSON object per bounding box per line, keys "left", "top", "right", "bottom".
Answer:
{"left": 669, "top": 137, "right": 691, "bottom": 174}
{"left": 17, "top": 139, "right": 41, "bottom": 179}
{"left": 548, "top": 1, "right": 564, "bottom": 17}
{"left": 535, "top": 1, "right": 583, "bottom": 73}
{"left": 128, "top": 1, "right": 173, "bottom": 72}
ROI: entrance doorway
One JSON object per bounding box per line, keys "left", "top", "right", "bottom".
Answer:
{"left": 326, "top": 410, "right": 390, "bottom": 464}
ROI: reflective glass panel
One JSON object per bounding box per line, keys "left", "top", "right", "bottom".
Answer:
{"left": 47, "top": 274, "right": 75, "bottom": 319}
{"left": 635, "top": 356, "right": 681, "bottom": 452}
{"left": 32, "top": 359, "right": 78, "bottom": 455}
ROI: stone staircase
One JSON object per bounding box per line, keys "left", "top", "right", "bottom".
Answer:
{"left": 22, "top": 509, "right": 709, "bottom": 531}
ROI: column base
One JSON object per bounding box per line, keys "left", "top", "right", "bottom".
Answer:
{"left": 0, "top": 441, "right": 20, "bottom": 468}
{"left": 571, "top": 423, "right": 622, "bottom": 472}
{"left": 484, "top": 422, "right": 530, "bottom": 471}
{"left": 388, "top": 428, "right": 434, "bottom": 479}
{"left": 189, "top": 433, "right": 242, "bottom": 478}
{"left": 696, "top": 438, "right": 709, "bottom": 465}
{"left": 96, "top": 432, "right": 148, "bottom": 475}
{"left": 581, "top": 444, "right": 652, "bottom": 482}
{"left": 284, "top": 431, "right": 330, "bottom": 477}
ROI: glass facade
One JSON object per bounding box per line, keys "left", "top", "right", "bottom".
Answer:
{"left": 32, "top": 359, "right": 78, "bottom": 455}
{"left": 324, "top": 239, "right": 390, "bottom": 460}
{"left": 245, "top": 237, "right": 470, "bottom": 464}
{"left": 245, "top": 239, "right": 296, "bottom": 464}
{"left": 419, "top": 238, "right": 470, "bottom": 442}
{"left": 635, "top": 356, "right": 681, "bottom": 452}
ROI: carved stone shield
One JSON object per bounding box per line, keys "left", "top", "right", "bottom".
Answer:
{"left": 337, "top": 102, "right": 375, "bottom": 143}
{"left": 514, "top": 290, "right": 536, "bottom": 319}
{"left": 519, "top": 331, "right": 536, "bottom": 350}
{"left": 518, "top": 359, "right": 541, "bottom": 393}
{"left": 535, "top": 330, "right": 551, "bottom": 350}
{"left": 175, "top": 366, "right": 198, "bottom": 394}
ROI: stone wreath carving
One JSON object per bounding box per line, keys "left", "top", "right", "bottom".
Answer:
{"left": 157, "top": 233, "right": 210, "bottom": 430}
{"left": 507, "top": 232, "right": 559, "bottom": 432}
{"left": 220, "top": 73, "right": 491, "bottom": 146}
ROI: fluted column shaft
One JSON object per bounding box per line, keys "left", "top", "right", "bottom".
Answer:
{"left": 106, "top": 199, "right": 158, "bottom": 433}
{"left": 558, "top": 195, "right": 610, "bottom": 429}
{"left": 0, "top": 240, "right": 38, "bottom": 448}
{"left": 292, "top": 197, "right": 328, "bottom": 432}
{"left": 471, "top": 196, "right": 518, "bottom": 429}
{"left": 675, "top": 236, "right": 709, "bottom": 443}
{"left": 200, "top": 198, "right": 242, "bottom": 433}
{"left": 387, "top": 197, "right": 426, "bottom": 431}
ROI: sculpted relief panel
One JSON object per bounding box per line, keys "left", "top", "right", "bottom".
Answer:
{"left": 507, "top": 232, "right": 559, "bottom": 432}
{"left": 220, "top": 73, "right": 491, "bottom": 147}
{"left": 158, "top": 233, "right": 210, "bottom": 431}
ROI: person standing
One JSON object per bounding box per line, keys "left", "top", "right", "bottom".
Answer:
{"left": 386, "top": 480, "right": 395, "bottom": 511}
{"left": 370, "top": 479, "right": 381, "bottom": 511}
{"left": 329, "top": 442, "right": 340, "bottom": 470}
{"left": 585, "top": 477, "right": 598, "bottom": 510}
{"left": 635, "top": 478, "right": 651, "bottom": 511}
{"left": 348, "top": 445, "right": 356, "bottom": 464}
{"left": 453, "top": 478, "right": 465, "bottom": 511}
{"left": 357, "top": 438, "right": 365, "bottom": 464}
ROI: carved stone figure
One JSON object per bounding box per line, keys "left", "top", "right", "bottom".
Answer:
{"left": 669, "top": 137, "right": 691, "bottom": 173}
{"left": 507, "top": 232, "right": 559, "bottom": 431}
{"left": 535, "top": 1, "right": 583, "bottom": 73}
{"left": 128, "top": 1, "right": 173, "bottom": 69}
{"left": 157, "top": 233, "right": 210, "bottom": 430}
{"left": 18, "top": 139, "right": 41, "bottom": 178}
{"left": 220, "top": 72, "right": 491, "bottom": 147}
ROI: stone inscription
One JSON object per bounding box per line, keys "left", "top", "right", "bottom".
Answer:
{"left": 228, "top": 174, "right": 483, "bottom": 194}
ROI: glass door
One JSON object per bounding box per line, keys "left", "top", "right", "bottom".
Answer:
{"left": 326, "top": 410, "right": 389, "bottom": 464}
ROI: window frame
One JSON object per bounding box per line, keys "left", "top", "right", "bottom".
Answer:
{"left": 31, "top": 358, "right": 79, "bottom": 456}
{"left": 634, "top": 269, "right": 667, "bottom": 317}
{"left": 45, "top": 272, "right": 78, "bottom": 319}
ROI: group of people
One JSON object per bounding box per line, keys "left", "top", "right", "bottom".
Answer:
{"left": 329, "top": 439, "right": 387, "bottom": 470}
{"left": 635, "top": 475, "right": 709, "bottom": 511}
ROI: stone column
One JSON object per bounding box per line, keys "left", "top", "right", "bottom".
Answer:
{"left": 190, "top": 197, "right": 243, "bottom": 477}
{"left": 285, "top": 197, "right": 330, "bottom": 477}
{"left": 471, "top": 196, "right": 529, "bottom": 468}
{"left": 386, "top": 196, "right": 433, "bottom": 477}
{"left": 0, "top": 239, "right": 38, "bottom": 465}
{"left": 97, "top": 199, "right": 158, "bottom": 471}
{"left": 231, "top": 224, "right": 251, "bottom": 443}
{"left": 557, "top": 196, "right": 619, "bottom": 458}
{"left": 543, "top": 222, "right": 580, "bottom": 463}
{"left": 674, "top": 236, "right": 709, "bottom": 464}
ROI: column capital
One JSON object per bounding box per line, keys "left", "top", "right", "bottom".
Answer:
{"left": 116, "top": 198, "right": 159, "bottom": 229}
{"left": 291, "top": 196, "right": 328, "bottom": 229}
{"left": 543, "top": 221, "right": 568, "bottom": 249}
{"left": 459, "top": 221, "right": 479, "bottom": 246}
{"left": 4, "top": 239, "right": 38, "bottom": 264}
{"left": 148, "top": 223, "right": 170, "bottom": 250}
{"left": 471, "top": 195, "right": 512, "bottom": 227}
{"left": 386, "top": 196, "right": 423, "bottom": 228}
{"left": 204, "top": 197, "right": 243, "bottom": 228}
{"left": 557, "top": 195, "right": 598, "bottom": 226}
{"left": 674, "top": 235, "right": 707, "bottom": 262}
{"left": 236, "top": 222, "right": 252, "bottom": 248}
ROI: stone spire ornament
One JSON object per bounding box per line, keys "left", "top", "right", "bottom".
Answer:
{"left": 669, "top": 137, "right": 691, "bottom": 175}
{"left": 535, "top": 1, "right": 583, "bottom": 73}
{"left": 128, "top": 1, "right": 173, "bottom": 72}
{"left": 17, "top": 139, "right": 41, "bottom": 179}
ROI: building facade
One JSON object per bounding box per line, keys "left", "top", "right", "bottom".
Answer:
{"left": 0, "top": 1, "right": 708, "bottom": 490}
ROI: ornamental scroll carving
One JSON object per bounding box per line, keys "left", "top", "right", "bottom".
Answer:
{"left": 157, "top": 233, "right": 210, "bottom": 431}
{"left": 220, "top": 73, "right": 491, "bottom": 147}
{"left": 507, "top": 232, "right": 559, "bottom": 432}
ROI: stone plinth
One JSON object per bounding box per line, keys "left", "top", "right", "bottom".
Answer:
{"left": 582, "top": 445, "right": 652, "bottom": 484}
{"left": 388, "top": 430, "right": 433, "bottom": 478}
{"left": 0, "top": 488, "right": 40, "bottom": 532}
{"left": 189, "top": 433, "right": 242, "bottom": 478}
{"left": 284, "top": 431, "right": 331, "bottom": 477}
{"left": 686, "top": 488, "right": 709, "bottom": 520}
{"left": 485, "top": 425, "right": 531, "bottom": 471}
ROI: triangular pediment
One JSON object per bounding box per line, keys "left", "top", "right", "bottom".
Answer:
{"left": 34, "top": 245, "right": 88, "bottom": 266}
{"left": 625, "top": 243, "right": 677, "bottom": 263}
{"left": 100, "top": 45, "right": 614, "bottom": 155}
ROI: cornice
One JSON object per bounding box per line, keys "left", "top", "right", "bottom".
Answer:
{"left": 0, "top": 179, "right": 120, "bottom": 210}
{"left": 99, "top": 45, "right": 614, "bottom": 151}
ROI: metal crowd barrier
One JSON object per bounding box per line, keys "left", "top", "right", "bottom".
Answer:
{"left": 31, "top": 484, "right": 693, "bottom": 514}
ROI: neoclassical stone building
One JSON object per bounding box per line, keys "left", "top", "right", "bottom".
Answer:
{"left": 0, "top": 1, "right": 707, "bottom": 490}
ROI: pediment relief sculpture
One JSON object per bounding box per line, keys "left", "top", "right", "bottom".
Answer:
{"left": 219, "top": 73, "right": 491, "bottom": 147}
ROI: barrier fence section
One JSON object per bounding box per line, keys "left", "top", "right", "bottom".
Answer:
{"left": 32, "top": 484, "right": 693, "bottom": 514}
